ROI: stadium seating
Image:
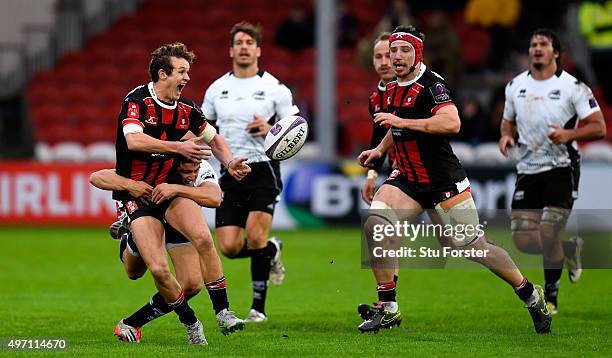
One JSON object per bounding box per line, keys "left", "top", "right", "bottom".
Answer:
{"left": 86, "top": 142, "right": 116, "bottom": 162}
{"left": 582, "top": 141, "right": 612, "bottom": 162}
{"left": 52, "top": 142, "right": 87, "bottom": 162}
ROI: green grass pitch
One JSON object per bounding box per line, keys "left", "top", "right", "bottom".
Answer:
{"left": 1, "top": 227, "right": 611, "bottom": 356}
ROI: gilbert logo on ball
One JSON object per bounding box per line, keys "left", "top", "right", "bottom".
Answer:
{"left": 264, "top": 115, "right": 308, "bottom": 161}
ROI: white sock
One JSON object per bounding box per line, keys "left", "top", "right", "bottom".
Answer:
{"left": 382, "top": 301, "right": 398, "bottom": 313}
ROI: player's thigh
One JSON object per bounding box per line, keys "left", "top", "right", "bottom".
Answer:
{"left": 130, "top": 216, "right": 167, "bottom": 270}
{"left": 372, "top": 183, "right": 423, "bottom": 221}
{"left": 246, "top": 211, "right": 273, "bottom": 248}
{"left": 165, "top": 197, "right": 213, "bottom": 248}
{"left": 168, "top": 245, "right": 202, "bottom": 297}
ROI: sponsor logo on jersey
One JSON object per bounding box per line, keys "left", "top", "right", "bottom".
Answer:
{"left": 252, "top": 90, "right": 266, "bottom": 100}
{"left": 518, "top": 89, "right": 526, "bottom": 98}
{"left": 127, "top": 102, "right": 140, "bottom": 118}
{"left": 589, "top": 98, "right": 598, "bottom": 109}
{"left": 548, "top": 89, "right": 561, "bottom": 100}
{"left": 220, "top": 90, "right": 229, "bottom": 99}
{"left": 145, "top": 116, "right": 157, "bottom": 125}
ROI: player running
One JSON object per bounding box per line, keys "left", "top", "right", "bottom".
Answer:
{"left": 200, "top": 22, "right": 298, "bottom": 322}
{"left": 357, "top": 25, "right": 551, "bottom": 334}
{"left": 499, "top": 29, "right": 606, "bottom": 315}
{"left": 111, "top": 42, "right": 250, "bottom": 344}
{"left": 90, "top": 159, "right": 245, "bottom": 337}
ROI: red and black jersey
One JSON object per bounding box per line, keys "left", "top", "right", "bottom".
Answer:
{"left": 385, "top": 65, "right": 466, "bottom": 191}
{"left": 113, "top": 82, "right": 209, "bottom": 200}
{"left": 368, "top": 80, "right": 397, "bottom": 172}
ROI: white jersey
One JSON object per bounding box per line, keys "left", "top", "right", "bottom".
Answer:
{"left": 202, "top": 70, "right": 299, "bottom": 163}
{"left": 503, "top": 70, "right": 600, "bottom": 174}
{"left": 194, "top": 160, "right": 218, "bottom": 187}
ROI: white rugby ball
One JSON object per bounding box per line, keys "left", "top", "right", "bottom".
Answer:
{"left": 264, "top": 115, "right": 308, "bottom": 161}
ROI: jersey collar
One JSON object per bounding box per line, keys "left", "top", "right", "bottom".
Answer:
{"left": 148, "top": 82, "right": 177, "bottom": 109}
{"left": 229, "top": 69, "right": 266, "bottom": 78}
{"left": 396, "top": 64, "right": 427, "bottom": 87}
{"left": 377, "top": 80, "right": 386, "bottom": 91}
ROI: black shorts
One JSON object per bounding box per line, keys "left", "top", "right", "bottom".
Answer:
{"left": 384, "top": 170, "right": 470, "bottom": 209}
{"left": 121, "top": 198, "right": 172, "bottom": 222}
{"left": 216, "top": 187, "right": 280, "bottom": 228}
{"left": 163, "top": 222, "right": 191, "bottom": 248}
{"left": 511, "top": 165, "right": 580, "bottom": 210}
{"left": 216, "top": 161, "right": 282, "bottom": 228}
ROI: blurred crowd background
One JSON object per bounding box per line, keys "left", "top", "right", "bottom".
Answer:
{"left": 0, "top": 0, "right": 611, "bottom": 164}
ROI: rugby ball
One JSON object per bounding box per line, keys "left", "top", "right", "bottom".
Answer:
{"left": 264, "top": 115, "right": 308, "bottom": 161}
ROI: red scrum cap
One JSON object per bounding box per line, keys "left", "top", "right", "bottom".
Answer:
{"left": 389, "top": 31, "right": 424, "bottom": 74}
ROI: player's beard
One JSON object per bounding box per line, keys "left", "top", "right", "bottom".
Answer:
{"left": 533, "top": 62, "right": 544, "bottom": 70}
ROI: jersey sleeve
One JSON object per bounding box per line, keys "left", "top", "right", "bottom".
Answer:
{"left": 190, "top": 103, "right": 216, "bottom": 142}
{"left": 188, "top": 101, "right": 207, "bottom": 134}
{"left": 502, "top": 81, "right": 516, "bottom": 121}
{"left": 424, "top": 81, "right": 454, "bottom": 114}
{"left": 274, "top": 83, "right": 300, "bottom": 119}
{"left": 195, "top": 160, "right": 219, "bottom": 186}
{"left": 119, "top": 97, "right": 146, "bottom": 136}
{"left": 572, "top": 81, "right": 600, "bottom": 120}
{"left": 201, "top": 86, "right": 217, "bottom": 121}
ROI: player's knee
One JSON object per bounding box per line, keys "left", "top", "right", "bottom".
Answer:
{"left": 365, "top": 200, "right": 398, "bottom": 239}
{"left": 218, "top": 240, "right": 242, "bottom": 258}
{"left": 182, "top": 281, "right": 202, "bottom": 299}
{"left": 148, "top": 262, "right": 172, "bottom": 281}
{"left": 125, "top": 268, "right": 146, "bottom": 280}
{"left": 510, "top": 216, "right": 540, "bottom": 253}
{"left": 435, "top": 192, "right": 480, "bottom": 247}
{"left": 540, "top": 206, "right": 568, "bottom": 239}
{"left": 189, "top": 230, "right": 214, "bottom": 252}
{"left": 245, "top": 227, "right": 268, "bottom": 245}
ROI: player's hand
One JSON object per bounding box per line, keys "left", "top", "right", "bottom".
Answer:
{"left": 358, "top": 149, "right": 382, "bottom": 168}
{"left": 127, "top": 181, "right": 153, "bottom": 204}
{"left": 228, "top": 157, "right": 251, "bottom": 181}
{"left": 151, "top": 183, "right": 179, "bottom": 204}
{"left": 246, "top": 115, "right": 272, "bottom": 137}
{"left": 361, "top": 178, "right": 377, "bottom": 205}
{"left": 178, "top": 141, "right": 211, "bottom": 162}
{"left": 373, "top": 113, "right": 403, "bottom": 128}
{"left": 548, "top": 124, "right": 573, "bottom": 145}
{"left": 498, "top": 135, "right": 515, "bottom": 157}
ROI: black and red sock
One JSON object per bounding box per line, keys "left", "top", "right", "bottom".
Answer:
{"left": 206, "top": 276, "right": 229, "bottom": 314}
{"left": 377, "top": 281, "right": 397, "bottom": 302}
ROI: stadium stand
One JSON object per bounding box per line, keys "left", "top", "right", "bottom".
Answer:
{"left": 16, "top": 0, "right": 612, "bottom": 163}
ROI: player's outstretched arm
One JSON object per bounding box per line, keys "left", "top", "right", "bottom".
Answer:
{"left": 151, "top": 182, "right": 222, "bottom": 207}
{"left": 89, "top": 169, "right": 153, "bottom": 203}
{"left": 548, "top": 110, "right": 606, "bottom": 145}
{"left": 126, "top": 132, "right": 211, "bottom": 162}
{"left": 206, "top": 134, "right": 251, "bottom": 180}
{"left": 499, "top": 119, "right": 518, "bottom": 156}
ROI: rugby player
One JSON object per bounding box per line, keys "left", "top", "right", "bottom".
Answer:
{"left": 90, "top": 159, "right": 245, "bottom": 336}
{"left": 357, "top": 25, "right": 551, "bottom": 334}
{"left": 111, "top": 42, "right": 250, "bottom": 344}
{"left": 201, "top": 22, "right": 298, "bottom": 322}
{"left": 499, "top": 29, "right": 606, "bottom": 314}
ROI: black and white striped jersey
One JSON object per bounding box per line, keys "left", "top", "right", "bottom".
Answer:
{"left": 201, "top": 70, "right": 299, "bottom": 164}
{"left": 504, "top": 69, "right": 600, "bottom": 174}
